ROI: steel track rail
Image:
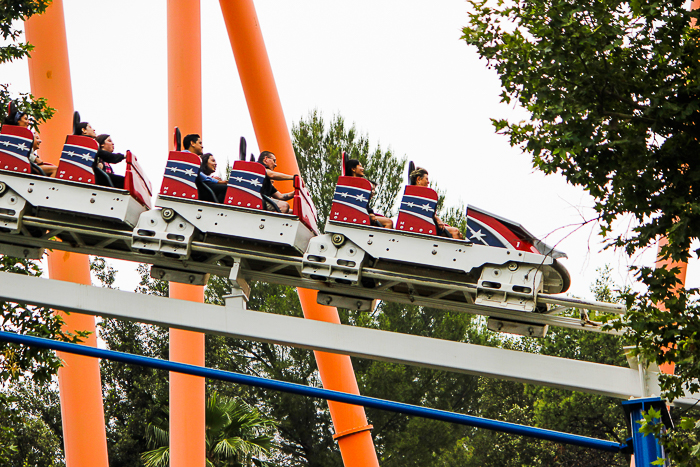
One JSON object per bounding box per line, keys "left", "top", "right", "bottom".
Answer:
{"left": 0, "top": 215, "right": 625, "bottom": 334}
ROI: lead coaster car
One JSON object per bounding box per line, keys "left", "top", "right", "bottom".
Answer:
{"left": 302, "top": 174, "right": 570, "bottom": 314}
{"left": 0, "top": 125, "right": 152, "bottom": 257}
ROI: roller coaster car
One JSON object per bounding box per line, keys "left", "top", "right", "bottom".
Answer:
{"left": 302, "top": 174, "right": 571, "bottom": 314}
{"left": 0, "top": 126, "right": 152, "bottom": 255}
{"left": 132, "top": 147, "right": 319, "bottom": 261}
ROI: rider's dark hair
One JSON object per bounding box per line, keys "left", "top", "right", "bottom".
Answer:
{"left": 258, "top": 151, "right": 275, "bottom": 164}
{"left": 74, "top": 121, "right": 90, "bottom": 136}
{"left": 183, "top": 134, "right": 200, "bottom": 150}
{"left": 96, "top": 134, "right": 111, "bottom": 148}
{"left": 200, "top": 153, "right": 215, "bottom": 175}
{"left": 345, "top": 158, "right": 362, "bottom": 176}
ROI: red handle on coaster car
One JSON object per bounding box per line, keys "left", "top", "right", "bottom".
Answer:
{"left": 292, "top": 174, "right": 320, "bottom": 235}
{"left": 124, "top": 151, "right": 153, "bottom": 208}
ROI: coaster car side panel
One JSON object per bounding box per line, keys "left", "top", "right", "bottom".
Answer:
{"left": 56, "top": 135, "right": 98, "bottom": 184}
{"left": 152, "top": 195, "right": 316, "bottom": 255}
{"left": 329, "top": 176, "right": 371, "bottom": 226}
{"left": 0, "top": 126, "right": 33, "bottom": 174}
{"left": 160, "top": 151, "right": 199, "bottom": 200}
{"left": 0, "top": 171, "right": 146, "bottom": 228}
{"left": 324, "top": 220, "right": 552, "bottom": 275}
{"left": 396, "top": 185, "right": 438, "bottom": 235}
{"left": 224, "top": 161, "right": 265, "bottom": 209}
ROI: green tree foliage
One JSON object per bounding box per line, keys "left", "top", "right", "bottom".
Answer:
{"left": 206, "top": 281, "right": 341, "bottom": 466}
{"left": 91, "top": 258, "right": 170, "bottom": 467}
{"left": 141, "top": 392, "right": 277, "bottom": 467}
{"left": 1, "top": 1, "right": 51, "bottom": 63}
{"left": 0, "top": 5, "right": 68, "bottom": 459}
{"left": 0, "top": 256, "right": 86, "bottom": 465}
{"left": 462, "top": 0, "right": 700, "bottom": 461}
{"left": 455, "top": 268, "right": 630, "bottom": 466}
{"left": 292, "top": 110, "right": 406, "bottom": 227}
{"left": 462, "top": 0, "right": 700, "bottom": 258}
{"left": 0, "top": 1, "right": 55, "bottom": 128}
{"left": 1, "top": 377, "right": 64, "bottom": 467}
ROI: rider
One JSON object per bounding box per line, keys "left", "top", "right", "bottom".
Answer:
{"left": 3, "top": 103, "right": 29, "bottom": 128}
{"left": 198, "top": 153, "right": 227, "bottom": 201}
{"left": 74, "top": 121, "right": 98, "bottom": 138}
{"left": 29, "top": 131, "right": 57, "bottom": 177}
{"left": 183, "top": 134, "right": 203, "bottom": 156}
{"left": 345, "top": 158, "right": 393, "bottom": 229}
{"left": 183, "top": 134, "right": 227, "bottom": 203}
{"left": 409, "top": 166, "right": 463, "bottom": 240}
{"left": 258, "top": 151, "right": 294, "bottom": 213}
{"left": 95, "top": 134, "right": 126, "bottom": 188}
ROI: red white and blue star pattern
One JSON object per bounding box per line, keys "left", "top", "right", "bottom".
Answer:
{"left": 330, "top": 176, "right": 371, "bottom": 225}
{"left": 0, "top": 125, "right": 33, "bottom": 173}
{"left": 397, "top": 185, "right": 437, "bottom": 235}
{"left": 225, "top": 161, "right": 265, "bottom": 209}
{"left": 56, "top": 135, "right": 98, "bottom": 184}
{"left": 160, "top": 151, "right": 200, "bottom": 199}
{"left": 466, "top": 205, "right": 539, "bottom": 253}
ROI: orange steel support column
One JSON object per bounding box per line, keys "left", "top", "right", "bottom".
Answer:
{"left": 167, "top": 1, "right": 206, "bottom": 466}
{"left": 25, "top": 4, "right": 109, "bottom": 467}
{"left": 218, "top": 2, "right": 379, "bottom": 465}
{"left": 654, "top": 236, "right": 688, "bottom": 375}
{"left": 297, "top": 289, "right": 379, "bottom": 464}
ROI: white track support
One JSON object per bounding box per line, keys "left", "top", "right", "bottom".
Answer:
{"left": 1, "top": 271, "right": 697, "bottom": 406}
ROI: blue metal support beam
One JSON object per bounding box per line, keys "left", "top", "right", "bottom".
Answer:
{"left": 0, "top": 331, "right": 628, "bottom": 453}
{"left": 621, "top": 397, "right": 671, "bottom": 467}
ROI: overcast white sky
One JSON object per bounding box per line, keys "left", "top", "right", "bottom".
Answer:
{"left": 2, "top": 0, "right": 695, "bottom": 298}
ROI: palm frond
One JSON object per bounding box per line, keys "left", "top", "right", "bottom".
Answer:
{"left": 144, "top": 422, "right": 169, "bottom": 449}
{"left": 141, "top": 445, "right": 170, "bottom": 467}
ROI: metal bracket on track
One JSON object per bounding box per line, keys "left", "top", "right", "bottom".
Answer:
{"left": 150, "top": 266, "right": 209, "bottom": 286}
{"left": 0, "top": 185, "right": 27, "bottom": 233}
{"left": 225, "top": 258, "right": 250, "bottom": 312}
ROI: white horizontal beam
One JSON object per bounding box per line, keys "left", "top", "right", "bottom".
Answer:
{"left": 0, "top": 271, "right": 676, "bottom": 403}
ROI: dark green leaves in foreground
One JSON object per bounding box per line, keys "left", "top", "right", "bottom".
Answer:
{"left": 463, "top": 0, "right": 700, "bottom": 463}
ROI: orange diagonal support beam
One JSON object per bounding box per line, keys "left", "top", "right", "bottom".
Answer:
{"left": 25, "top": 2, "right": 109, "bottom": 466}
{"left": 218, "top": 1, "right": 379, "bottom": 465}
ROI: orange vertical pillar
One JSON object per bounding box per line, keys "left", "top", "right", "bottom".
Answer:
{"left": 654, "top": 236, "right": 688, "bottom": 375}
{"left": 24, "top": 4, "right": 110, "bottom": 467}
{"left": 218, "top": 2, "right": 379, "bottom": 465}
{"left": 167, "top": 1, "right": 206, "bottom": 466}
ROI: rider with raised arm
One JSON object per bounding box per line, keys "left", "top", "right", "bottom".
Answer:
{"left": 410, "top": 166, "right": 463, "bottom": 240}
{"left": 345, "top": 158, "right": 393, "bottom": 229}
{"left": 95, "top": 134, "right": 126, "bottom": 188}
{"left": 258, "top": 151, "right": 294, "bottom": 213}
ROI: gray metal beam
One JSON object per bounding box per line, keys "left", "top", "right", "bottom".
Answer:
{"left": 0, "top": 271, "right": 683, "bottom": 404}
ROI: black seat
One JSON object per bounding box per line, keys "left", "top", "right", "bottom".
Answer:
{"left": 94, "top": 166, "right": 114, "bottom": 188}
{"left": 262, "top": 194, "right": 281, "bottom": 212}
{"left": 196, "top": 177, "right": 220, "bottom": 203}
{"left": 30, "top": 162, "right": 46, "bottom": 177}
